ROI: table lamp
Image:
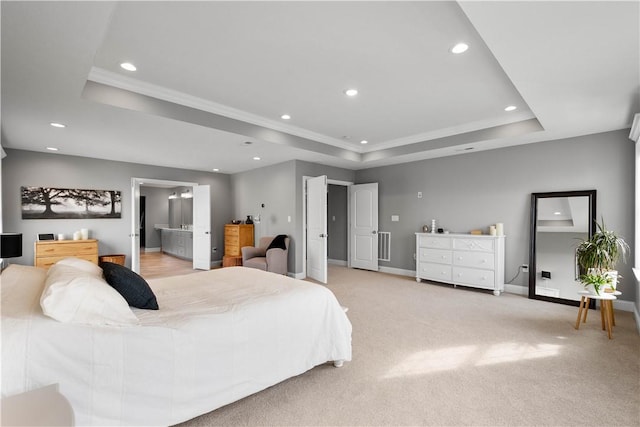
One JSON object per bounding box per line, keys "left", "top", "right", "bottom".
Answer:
{"left": 1, "top": 233, "right": 23, "bottom": 271}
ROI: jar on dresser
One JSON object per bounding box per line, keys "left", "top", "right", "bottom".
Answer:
{"left": 415, "top": 233, "right": 505, "bottom": 296}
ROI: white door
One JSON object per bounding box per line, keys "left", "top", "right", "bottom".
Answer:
{"left": 350, "top": 183, "right": 379, "bottom": 271}
{"left": 307, "top": 175, "right": 328, "bottom": 283}
{"left": 131, "top": 180, "right": 141, "bottom": 272}
{"left": 193, "top": 185, "right": 211, "bottom": 270}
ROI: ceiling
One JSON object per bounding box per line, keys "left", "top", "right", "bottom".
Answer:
{"left": 1, "top": 1, "right": 638, "bottom": 174}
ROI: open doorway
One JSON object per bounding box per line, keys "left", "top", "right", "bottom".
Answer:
{"left": 131, "top": 178, "right": 199, "bottom": 275}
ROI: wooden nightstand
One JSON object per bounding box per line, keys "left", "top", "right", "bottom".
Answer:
{"left": 34, "top": 239, "right": 98, "bottom": 269}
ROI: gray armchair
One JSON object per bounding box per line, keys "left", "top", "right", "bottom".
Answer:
{"left": 241, "top": 235, "right": 289, "bottom": 275}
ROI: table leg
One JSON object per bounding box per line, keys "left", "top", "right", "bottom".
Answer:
{"left": 575, "top": 296, "right": 587, "bottom": 330}
{"left": 602, "top": 300, "right": 613, "bottom": 339}
{"left": 581, "top": 297, "right": 590, "bottom": 323}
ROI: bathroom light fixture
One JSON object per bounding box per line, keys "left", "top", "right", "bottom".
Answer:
{"left": 504, "top": 105, "right": 517, "bottom": 111}
{"left": 120, "top": 62, "right": 137, "bottom": 71}
{"left": 344, "top": 88, "right": 358, "bottom": 97}
{"left": 451, "top": 43, "right": 469, "bottom": 54}
{"left": 50, "top": 122, "right": 66, "bottom": 128}
{"left": 181, "top": 189, "right": 192, "bottom": 199}
{"left": 168, "top": 192, "right": 177, "bottom": 199}
{"left": 281, "top": 114, "right": 291, "bottom": 120}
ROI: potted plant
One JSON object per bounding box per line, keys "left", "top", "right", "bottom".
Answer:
{"left": 576, "top": 219, "right": 629, "bottom": 295}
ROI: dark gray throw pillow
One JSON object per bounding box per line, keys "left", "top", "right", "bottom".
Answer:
{"left": 100, "top": 262, "right": 159, "bottom": 310}
{"left": 267, "top": 234, "right": 287, "bottom": 250}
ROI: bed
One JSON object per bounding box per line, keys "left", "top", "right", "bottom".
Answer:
{"left": 1, "top": 263, "right": 352, "bottom": 426}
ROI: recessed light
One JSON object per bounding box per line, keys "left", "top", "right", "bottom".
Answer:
{"left": 120, "top": 62, "right": 137, "bottom": 72}
{"left": 360, "top": 140, "right": 368, "bottom": 144}
{"left": 46, "top": 147, "right": 59, "bottom": 151}
{"left": 253, "top": 156, "right": 261, "bottom": 161}
{"left": 553, "top": 211, "right": 562, "bottom": 215}
{"left": 344, "top": 88, "right": 358, "bottom": 97}
{"left": 212, "top": 168, "right": 220, "bottom": 172}
{"left": 281, "top": 114, "right": 291, "bottom": 120}
{"left": 50, "top": 122, "right": 66, "bottom": 128}
{"left": 451, "top": 43, "right": 469, "bottom": 54}
{"left": 504, "top": 105, "right": 517, "bottom": 112}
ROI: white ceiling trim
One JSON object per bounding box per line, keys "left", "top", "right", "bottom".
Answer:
{"left": 368, "top": 109, "right": 539, "bottom": 152}
{"left": 87, "top": 67, "right": 362, "bottom": 153}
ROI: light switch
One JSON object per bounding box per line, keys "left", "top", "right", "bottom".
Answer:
{"left": 391, "top": 215, "right": 399, "bottom": 222}
{"left": 287, "top": 215, "right": 291, "bottom": 223}
{"left": 332, "top": 215, "right": 336, "bottom": 221}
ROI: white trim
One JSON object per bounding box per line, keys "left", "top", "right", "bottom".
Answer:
{"left": 505, "top": 283, "right": 528, "bottom": 296}
{"left": 378, "top": 266, "right": 415, "bottom": 277}
{"left": 144, "top": 247, "right": 161, "bottom": 253}
{"left": 290, "top": 272, "right": 305, "bottom": 280}
{"left": 88, "top": 67, "right": 358, "bottom": 152}
{"left": 328, "top": 259, "right": 348, "bottom": 266}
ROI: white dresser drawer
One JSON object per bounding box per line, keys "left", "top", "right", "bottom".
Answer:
{"left": 453, "top": 238, "right": 495, "bottom": 252}
{"left": 418, "top": 235, "right": 451, "bottom": 249}
{"left": 418, "top": 262, "right": 452, "bottom": 282}
{"left": 453, "top": 251, "right": 495, "bottom": 269}
{"left": 452, "top": 267, "right": 495, "bottom": 289}
{"left": 419, "top": 248, "right": 452, "bottom": 264}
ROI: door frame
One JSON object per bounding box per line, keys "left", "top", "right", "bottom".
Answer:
{"left": 301, "top": 176, "right": 353, "bottom": 279}
{"left": 131, "top": 177, "right": 198, "bottom": 274}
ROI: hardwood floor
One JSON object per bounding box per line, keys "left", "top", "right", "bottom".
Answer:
{"left": 139, "top": 251, "right": 204, "bottom": 280}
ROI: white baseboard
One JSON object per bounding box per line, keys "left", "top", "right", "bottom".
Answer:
{"left": 505, "top": 283, "right": 528, "bottom": 296}
{"left": 291, "top": 272, "right": 305, "bottom": 280}
{"left": 144, "top": 247, "right": 161, "bottom": 253}
{"left": 378, "top": 266, "right": 415, "bottom": 278}
{"left": 328, "top": 259, "right": 347, "bottom": 266}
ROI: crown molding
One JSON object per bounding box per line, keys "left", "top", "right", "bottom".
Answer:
{"left": 87, "top": 67, "right": 360, "bottom": 153}
{"left": 629, "top": 113, "right": 640, "bottom": 142}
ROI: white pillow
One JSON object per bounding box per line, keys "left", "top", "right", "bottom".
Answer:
{"left": 41, "top": 264, "right": 138, "bottom": 326}
{"left": 53, "top": 257, "right": 103, "bottom": 277}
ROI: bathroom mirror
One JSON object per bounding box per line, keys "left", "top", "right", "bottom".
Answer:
{"left": 528, "top": 190, "right": 596, "bottom": 306}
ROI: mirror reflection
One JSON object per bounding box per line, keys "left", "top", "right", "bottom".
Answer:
{"left": 529, "top": 190, "right": 596, "bottom": 306}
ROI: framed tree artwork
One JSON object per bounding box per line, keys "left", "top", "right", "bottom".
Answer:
{"left": 21, "top": 186, "right": 122, "bottom": 219}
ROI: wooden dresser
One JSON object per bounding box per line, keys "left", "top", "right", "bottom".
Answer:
{"left": 34, "top": 239, "right": 99, "bottom": 269}
{"left": 223, "top": 224, "right": 254, "bottom": 266}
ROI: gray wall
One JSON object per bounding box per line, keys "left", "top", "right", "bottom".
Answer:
{"left": 139, "top": 186, "right": 171, "bottom": 249}
{"left": 2, "top": 149, "right": 232, "bottom": 267}
{"left": 355, "top": 129, "right": 635, "bottom": 303}
{"left": 328, "top": 184, "right": 348, "bottom": 262}
{"left": 231, "top": 159, "right": 355, "bottom": 275}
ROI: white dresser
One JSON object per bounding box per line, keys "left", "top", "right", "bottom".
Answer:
{"left": 415, "top": 233, "right": 505, "bottom": 295}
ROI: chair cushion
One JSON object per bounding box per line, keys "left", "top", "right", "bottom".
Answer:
{"left": 267, "top": 234, "right": 288, "bottom": 250}
{"left": 244, "top": 257, "right": 267, "bottom": 271}
{"left": 100, "top": 262, "right": 159, "bottom": 310}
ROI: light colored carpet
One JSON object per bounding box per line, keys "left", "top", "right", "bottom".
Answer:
{"left": 178, "top": 265, "right": 640, "bottom": 426}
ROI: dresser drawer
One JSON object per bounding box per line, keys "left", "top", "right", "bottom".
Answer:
{"left": 418, "top": 262, "right": 452, "bottom": 282}
{"left": 419, "top": 248, "right": 452, "bottom": 264}
{"left": 35, "top": 254, "right": 98, "bottom": 269}
{"left": 418, "top": 235, "right": 451, "bottom": 249}
{"left": 452, "top": 267, "right": 495, "bottom": 289}
{"left": 453, "top": 251, "right": 495, "bottom": 269}
{"left": 453, "top": 238, "right": 494, "bottom": 252}
{"left": 36, "top": 242, "right": 97, "bottom": 257}
{"left": 224, "top": 225, "right": 239, "bottom": 236}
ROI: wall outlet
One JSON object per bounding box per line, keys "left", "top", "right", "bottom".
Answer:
{"left": 212, "top": 247, "right": 217, "bottom": 253}
{"left": 521, "top": 264, "right": 528, "bottom": 273}
{"left": 413, "top": 253, "right": 416, "bottom": 260}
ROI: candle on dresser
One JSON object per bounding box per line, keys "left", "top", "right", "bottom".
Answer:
{"left": 495, "top": 223, "right": 504, "bottom": 236}
{"left": 57, "top": 233, "right": 65, "bottom": 241}
{"left": 489, "top": 225, "right": 496, "bottom": 236}
{"left": 73, "top": 231, "right": 81, "bottom": 240}
{"left": 80, "top": 228, "right": 89, "bottom": 240}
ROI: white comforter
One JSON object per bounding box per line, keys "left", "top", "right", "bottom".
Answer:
{"left": 1, "top": 265, "right": 352, "bottom": 426}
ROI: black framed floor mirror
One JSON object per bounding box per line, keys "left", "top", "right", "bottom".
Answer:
{"left": 528, "top": 190, "right": 597, "bottom": 306}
